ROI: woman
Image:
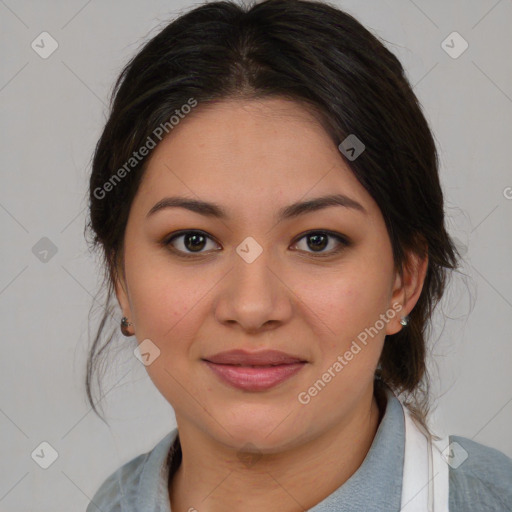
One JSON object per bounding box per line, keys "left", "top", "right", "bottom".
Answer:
{"left": 85, "top": 1, "right": 512, "bottom": 510}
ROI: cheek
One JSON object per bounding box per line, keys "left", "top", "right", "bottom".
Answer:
{"left": 125, "top": 264, "right": 204, "bottom": 395}
{"left": 297, "top": 261, "right": 393, "bottom": 352}
{"left": 124, "top": 245, "right": 204, "bottom": 343}
{"left": 130, "top": 274, "right": 202, "bottom": 342}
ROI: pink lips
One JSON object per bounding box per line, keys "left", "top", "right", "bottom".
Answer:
{"left": 203, "top": 349, "right": 307, "bottom": 391}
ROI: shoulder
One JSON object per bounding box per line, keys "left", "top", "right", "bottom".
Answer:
{"left": 86, "top": 451, "right": 149, "bottom": 512}
{"left": 448, "top": 434, "right": 512, "bottom": 512}
{"left": 86, "top": 429, "right": 178, "bottom": 512}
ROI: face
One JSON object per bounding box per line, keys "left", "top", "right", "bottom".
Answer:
{"left": 115, "top": 98, "right": 417, "bottom": 453}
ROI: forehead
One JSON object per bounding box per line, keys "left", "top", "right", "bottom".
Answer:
{"left": 134, "top": 98, "right": 377, "bottom": 218}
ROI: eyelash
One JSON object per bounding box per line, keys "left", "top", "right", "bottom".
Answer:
{"left": 162, "top": 230, "right": 350, "bottom": 259}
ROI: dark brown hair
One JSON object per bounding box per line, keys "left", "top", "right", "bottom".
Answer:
{"left": 85, "top": 0, "right": 460, "bottom": 432}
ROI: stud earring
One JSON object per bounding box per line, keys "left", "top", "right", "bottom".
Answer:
{"left": 399, "top": 315, "right": 409, "bottom": 326}
{"left": 121, "top": 316, "right": 134, "bottom": 336}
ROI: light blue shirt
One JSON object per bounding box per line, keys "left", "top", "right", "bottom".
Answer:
{"left": 86, "top": 385, "right": 512, "bottom": 511}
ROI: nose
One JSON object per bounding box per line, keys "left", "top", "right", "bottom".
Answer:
{"left": 213, "top": 243, "right": 293, "bottom": 334}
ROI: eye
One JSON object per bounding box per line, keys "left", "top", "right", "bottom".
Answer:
{"left": 291, "top": 230, "right": 349, "bottom": 256}
{"left": 162, "top": 229, "right": 350, "bottom": 258}
{"left": 163, "top": 230, "right": 220, "bottom": 256}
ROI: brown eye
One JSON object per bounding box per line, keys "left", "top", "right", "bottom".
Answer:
{"left": 164, "top": 230, "right": 220, "bottom": 256}
{"left": 306, "top": 233, "right": 328, "bottom": 251}
{"left": 183, "top": 232, "right": 207, "bottom": 251}
{"left": 292, "top": 231, "right": 349, "bottom": 256}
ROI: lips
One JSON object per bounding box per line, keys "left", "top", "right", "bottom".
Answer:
{"left": 202, "top": 349, "right": 307, "bottom": 391}
{"left": 203, "top": 349, "right": 306, "bottom": 366}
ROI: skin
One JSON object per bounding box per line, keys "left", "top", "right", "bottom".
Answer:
{"left": 114, "top": 97, "right": 428, "bottom": 512}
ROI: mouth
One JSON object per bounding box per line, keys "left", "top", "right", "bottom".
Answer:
{"left": 202, "top": 360, "right": 307, "bottom": 391}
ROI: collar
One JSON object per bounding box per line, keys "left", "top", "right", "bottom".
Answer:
{"left": 135, "top": 382, "right": 405, "bottom": 511}
{"left": 310, "top": 382, "right": 404, "bottom": 510}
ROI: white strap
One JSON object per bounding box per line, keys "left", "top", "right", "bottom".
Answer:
{"left": 400, "top": 402, "right": 450, "bottom": 511}
{"left": 431, "top": 436, "right": 450, "bottom": 511}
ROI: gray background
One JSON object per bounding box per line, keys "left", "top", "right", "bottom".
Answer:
{"left": 0, "top": 0, "right": 511, "bottom": 510}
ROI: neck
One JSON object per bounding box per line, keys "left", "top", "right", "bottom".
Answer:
{"left": 169, "top": 384, "right": 384, "bottom": 512}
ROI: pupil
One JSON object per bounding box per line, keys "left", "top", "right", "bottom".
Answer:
{"left": 183, "top": 233, "right": 328, "bottom": 253}
{"left": 309, "top": 233, "right": 327, "bottom": 251}
{"left": 186, "top": 233, "right": 205, "bottom": 251}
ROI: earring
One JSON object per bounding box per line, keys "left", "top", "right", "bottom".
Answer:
{"left": 399, "top": 315, "right": 409, "bottom": 326}
{"left": 121, "top": 316, "right": 134, "bottom": 336}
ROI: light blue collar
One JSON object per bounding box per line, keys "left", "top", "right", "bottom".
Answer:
{"left": 135, "top": 383, "right": 404, "bottom": 511}
{"left": 310, "top": 383, "right": 404, "bottom": 510}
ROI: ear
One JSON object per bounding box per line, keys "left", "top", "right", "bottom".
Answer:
{"left": 112, "top": 252, "right": 133, "bottom": 321}
{"left": 386, "top": 246, "right": 428, "bottom": 336}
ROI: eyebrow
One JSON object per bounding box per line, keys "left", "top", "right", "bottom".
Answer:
{"left": 146, "top": 193, "right": 367, "bottom": 221}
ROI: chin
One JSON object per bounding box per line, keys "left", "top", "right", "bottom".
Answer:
{"left": 211, "top": 409, "right": 312, "bottom": 454}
